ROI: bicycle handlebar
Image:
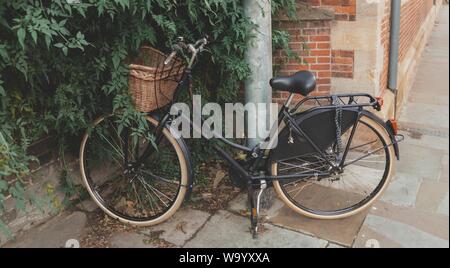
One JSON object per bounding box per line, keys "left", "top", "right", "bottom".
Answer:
{"left": 164, "top": 36, "right": 209, "bottom": 68}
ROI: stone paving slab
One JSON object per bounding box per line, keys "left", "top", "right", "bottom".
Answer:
{"left": 141, "top": 208, "right": 211, "bottom": 247}
{"left": 354, "top": 223, "right": 403, "bottom": 248}
{"left": 4, "top": 212, "right": 87, "bottom": 248}
{"left": 400, "top": 129, "right": 449, "bottom": 152}
{"left": 110, "top": 232, "right": 157, "bottom": 248}
{"left": 184, "top": 210, "right": 328, "bottom": 248}
{"left": 396, "top": 143, "right": 444, "bottom": 181}
{"left": 415, "top": 180, "right": 449, "bottom": 213}
{"left": 358, "top": 214, "right": 449, "bottom": 248}
{"left": 381, "top": 173, "right": 422, "bottom": 207}
{"left": 400, "top": 103, "right": 449, "bottom": 130}
{"left": 370, "top": 201, "right": 449, "bottom": 242}
{"left": 269, "top": 205, "right": 368, "bottom": 247}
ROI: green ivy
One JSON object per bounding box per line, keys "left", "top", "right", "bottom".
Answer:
{"left": 0, "top": 0, "right": 297, "bottom": 233}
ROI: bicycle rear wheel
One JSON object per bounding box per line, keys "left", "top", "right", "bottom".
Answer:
{"left": 272, "top": 115, "right": 395, "bottom": 220}
{"left": 80, "top": 115, "right": 189, "bottom": 226}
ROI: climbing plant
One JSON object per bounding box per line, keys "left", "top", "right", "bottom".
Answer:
{"left": 0, "top": 0, "right": 297, "bottom": 233}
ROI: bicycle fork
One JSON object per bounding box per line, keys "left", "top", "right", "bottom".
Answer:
{"left": 248, "top": 180, "right": 268, "bottom": 239}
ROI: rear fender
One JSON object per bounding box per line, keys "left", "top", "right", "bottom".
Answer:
{"left": 361, "top": 111, "right": 401, "bottom": 160}
{"left": 269, "top": 108, "right": 401, "bottom": 162}
{"left": 270, "top": 107, "right": 359, "bottom": 162}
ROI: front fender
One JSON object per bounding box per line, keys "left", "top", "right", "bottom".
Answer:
{"left": 162, "top": 121, "right": 194, "bottom": 202}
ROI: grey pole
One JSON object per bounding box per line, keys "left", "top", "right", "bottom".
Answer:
{"left": 244, "top": 0, "right": 273, "bottom": 148}
{"left": 388, "top": 0, "right": 401, "bottom": 91}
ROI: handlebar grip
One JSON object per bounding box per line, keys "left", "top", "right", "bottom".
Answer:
{"left": 164, "top": 51, "right": 177, "bottom": 65}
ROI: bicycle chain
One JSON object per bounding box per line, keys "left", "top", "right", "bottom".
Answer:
{"left": 333, "top": 97, "right": 344, "bottom": 160}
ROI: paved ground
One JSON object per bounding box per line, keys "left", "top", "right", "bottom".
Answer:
{"left": 3, "top": 6, "right": 449, "bottom": 249}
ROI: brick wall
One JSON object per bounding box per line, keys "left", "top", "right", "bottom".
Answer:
{"left": 399, "top": 0, "right": 435, "bottom": 61}
{"left": 273, "top": 19, "right": 333, "bottom": 102}
{"left": 272, "top": 2, "right": 356, "bottom": 103}
{"left": 380, "top": 0, "right": 435, "bottom": 91}
{"left": 300, "top": 0, "right": 356, "bottom": 21}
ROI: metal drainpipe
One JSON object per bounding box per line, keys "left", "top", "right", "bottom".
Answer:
{"left": 243, "top": 0, "right": 273, "bottom": 148}
{"left": 388, "top": 0, "right": 401, "bottom": 92}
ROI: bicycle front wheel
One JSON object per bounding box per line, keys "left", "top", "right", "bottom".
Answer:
{"left": 272, "top": 115, "right": 396, "bottom": 220}
{"left": 80, "top": 115, "right": 189, "bottom": 226}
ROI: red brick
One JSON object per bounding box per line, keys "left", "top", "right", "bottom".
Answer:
{"left": 309, "top": 35, "right": 331, "bottom": 42}
{"left": 310, "top": 50, "right": 331, "bottom": 56}
{"left": 311, "top": 64, "right": 331, "bottom": 71}
{"left": 317, "top": 57, "right": 331, "bottom": 63}
{"left": 318, "top": 71, "right": 331, "bottom": 78}
{"left": 317, "top": 43, "right": 331, "bottom": 49}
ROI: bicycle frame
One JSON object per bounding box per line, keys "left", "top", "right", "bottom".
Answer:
{"left": 134, "top": 67, "right": 403, "bottom": 188}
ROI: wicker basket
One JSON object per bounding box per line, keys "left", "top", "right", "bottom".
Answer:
{"left": 129, "top": 46, "right": 185, "bottom": 112}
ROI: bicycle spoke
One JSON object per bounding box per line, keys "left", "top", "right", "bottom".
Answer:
{"left": 350, "top": 139, "right": 379, "bottom": 151}
{"left": 138, "top": 177, "right": 171, "bottom": 208}
{"left": 97, "top": 131, "right": 125, "bottom": 161}
{"left": 139, "top": 178, "right": 158, "bottom": 215}
{"left": 108, "top": 121, "right": 135, "bottom": 162}
{"left": 140, "top": 169, "right": 181, "bottom": 186}
{"left": 132, "top": 181, "right": 145, "bottom": 212}
{"left": 344, "top": 146, "right": 387, "bottom": 167}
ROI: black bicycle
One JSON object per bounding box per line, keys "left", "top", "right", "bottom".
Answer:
{"left": 79, "top": 37, "right": 403, "bottom": 238}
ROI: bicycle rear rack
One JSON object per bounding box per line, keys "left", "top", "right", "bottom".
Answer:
{"left": 291, "top": 93, "right": 382, "bottom": 114}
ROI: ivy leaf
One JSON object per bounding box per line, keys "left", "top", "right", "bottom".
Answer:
{"left": 0, "top": 76, "right": 4, "bottom": 96}
{"left": 0, "top": 84, "right": 5, "bottom": 97}
{"left": 30, "top": 30, "right": 38, "bottom": 44}
{"left": 0, "top": 180, "right": 7, "bottom": 191}
{"left": 17, "top": 28, "right": 26, "bottom": 49}
{"left": 0, "top": 220, "right": 12, "bottom": 238}
{"left": 45, "top": 35, "right": 52, "bottom": 49}
{"left": 112, "top": 54, "right": 121, "bottom": 70}
{"left": 9, "top": 183, "right": 26, "bottom": 212}
{"left": 0, "top": 45, "right": 9, "bottom": 61}
{"left": 54, "top": 43, "right": 64, "bottom": 48}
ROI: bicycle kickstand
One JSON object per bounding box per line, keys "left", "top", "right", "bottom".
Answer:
{"left": 248, "top": 180, "right": 268, "bottom": 239}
